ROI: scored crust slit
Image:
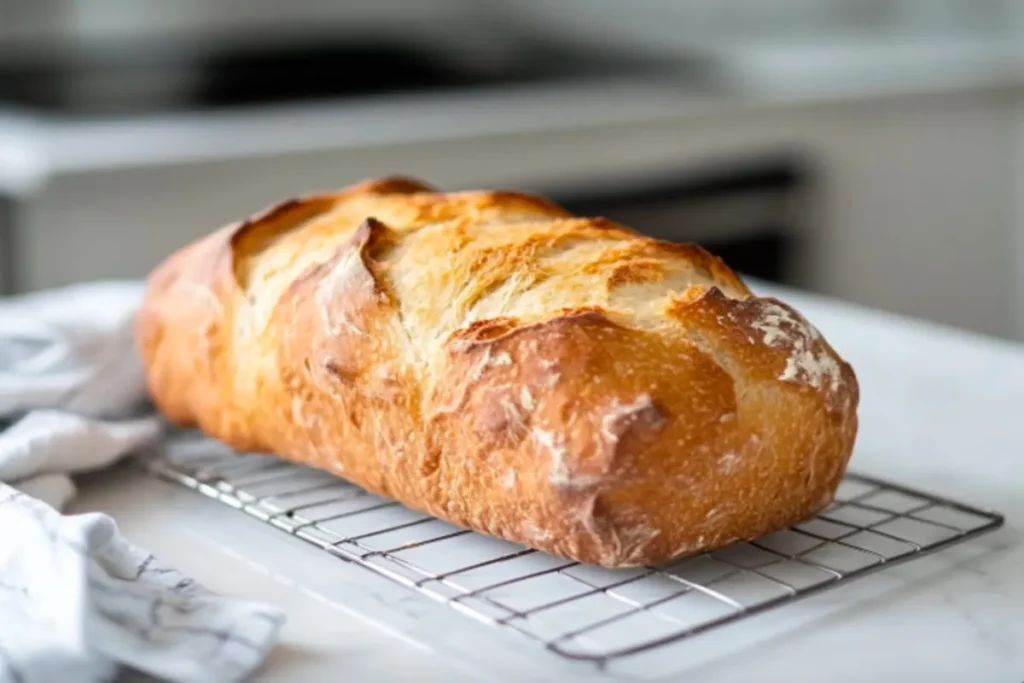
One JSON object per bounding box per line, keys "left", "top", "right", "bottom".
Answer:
{"left": 136, "top": 176, "right": 859, "bottom": 567}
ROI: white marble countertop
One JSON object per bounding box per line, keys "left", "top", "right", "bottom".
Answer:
{"left": 74, "top": 282, "right": 1024, "bottom": 682}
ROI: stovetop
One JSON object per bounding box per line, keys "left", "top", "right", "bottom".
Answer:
{"left": 0, "top": 37, "right": 704, "bottom": 116}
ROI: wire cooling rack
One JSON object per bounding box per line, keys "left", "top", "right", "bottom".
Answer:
{"left": 139, "top": 437, "right": 1004, "bottom": 664}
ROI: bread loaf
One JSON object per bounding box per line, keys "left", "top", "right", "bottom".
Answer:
{"left": 136, "top": 177, "right": 859, "bottom": 567}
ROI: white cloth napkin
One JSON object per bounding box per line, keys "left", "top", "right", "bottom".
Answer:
{"left": 0, "top": 281, "right": 284, "bottom": 683}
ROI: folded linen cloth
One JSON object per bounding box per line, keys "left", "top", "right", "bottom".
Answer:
{"left": 0, "top": 281, "right": 284, "bottom": 683}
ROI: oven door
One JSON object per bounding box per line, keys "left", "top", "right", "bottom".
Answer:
{"left": 546, "top": 155, "right": 808, "bottom": 286}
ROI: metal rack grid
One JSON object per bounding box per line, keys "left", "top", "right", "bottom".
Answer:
{"left": 140, "top": 438, "right": 1004, "bottom": 665}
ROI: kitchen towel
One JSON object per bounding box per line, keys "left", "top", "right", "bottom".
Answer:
{"left": 0, "top": 281, "right": 284, "bottom": 683}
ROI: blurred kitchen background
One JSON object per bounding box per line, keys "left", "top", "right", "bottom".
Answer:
{"left": 1, "top": 0, "right": 1024, "bottom": 340}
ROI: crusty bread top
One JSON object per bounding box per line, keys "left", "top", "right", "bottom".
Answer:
{"left": 138, "top": 176, "right": 859, "bottom": 566}
{"left": 224, "top": 176, "right": 851, "bottom": 408}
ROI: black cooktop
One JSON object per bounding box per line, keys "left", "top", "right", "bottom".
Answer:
{"left": 0, "top": 38, "right": 691, "bottom": 115}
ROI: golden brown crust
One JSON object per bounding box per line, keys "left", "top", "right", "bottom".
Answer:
{"left": 136, "top": 176, "right": 860, "bottom": 566}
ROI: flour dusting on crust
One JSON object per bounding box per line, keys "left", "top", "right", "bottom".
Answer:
{"left": 718, "top": 452, "right": 742, "bottom": 474}
{"left": 469, "top": 347, "right": 514, "bottom": 381}
{"left": 532, "top": 428, "right": 602, "bottom": 490}
{"left": 600, "top": 394, "right": 662, "bottom": 445}
{"left": 751, "top": 302, "right": 842, "bottom": 393}
{"left": 500, "top": 468, "right": 517, "bottom": 489}
{"left": 522, "top": 520, "right": 553, "bottom": 543}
